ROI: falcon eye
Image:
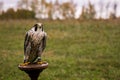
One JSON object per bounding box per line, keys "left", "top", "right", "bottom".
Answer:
{"left": 35, "top": 26, "right": 37, "bottom": 31}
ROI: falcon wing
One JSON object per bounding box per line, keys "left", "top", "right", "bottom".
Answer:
{"left": 42, "top": 32, "right": 47, "bottom": 51}
{"left": 38, "top": 32, "right": 47, "bottom": 55}
{"left": 24, "top": 32, "right": 31, "bottom": 54}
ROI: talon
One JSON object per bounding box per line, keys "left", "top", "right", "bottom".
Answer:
{"left": 37, "top": 61, "right": 43, "bottom": 64}
{"left": 20, "top": 62, "right": 30, "bottom": 66}
{"left": 25, "top": 62, "right": 30, "bottom": 65}
{"left": 20, "top": 63, "right": 25, "bottom": 66}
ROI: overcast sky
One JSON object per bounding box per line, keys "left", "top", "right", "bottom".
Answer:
{"left": 0, "top": 0, "right": 120, "bottom": 18}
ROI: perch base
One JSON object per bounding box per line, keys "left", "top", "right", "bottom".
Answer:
{"left": 18, "top": 62, "right": 48, "bottom": 80}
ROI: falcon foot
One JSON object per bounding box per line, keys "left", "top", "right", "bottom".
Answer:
{"left": 37, "top": 61, "right": 43, "bottom": 64}
{"left": 20, "top": 62, "right": 30, "bottom": 66}
{"left": 37, "top": 61, "right": 47, "bottom": 65}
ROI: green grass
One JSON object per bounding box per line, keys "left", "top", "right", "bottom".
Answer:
{"left": 0, "top": 20, "right": 120, "bottom": 80}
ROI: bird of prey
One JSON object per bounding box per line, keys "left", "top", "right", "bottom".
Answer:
{"left": 24, "top": 23, "right": 47, "bottom": 64}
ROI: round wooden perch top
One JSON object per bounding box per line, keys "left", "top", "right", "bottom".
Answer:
{"left": 18, "top": 62, "right": 48, "bottom": 80}
{"left": 18, "top": 62, "right": 48, "bottom": 71}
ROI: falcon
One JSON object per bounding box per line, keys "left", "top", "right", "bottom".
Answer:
{"left": 24, "top": 23, "right": 47, "bottom": 64}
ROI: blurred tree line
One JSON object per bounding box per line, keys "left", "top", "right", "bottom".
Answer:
{"left": 80, "top": 1, "right": 96, "bottom": 20}
{"left": 0, "top": 0, "right": 119, "bottom": 20}
{"left": 0, "top": 9, "right": 35, "bottom": 19}
{"left": 16, "top": 0, "right": 76, "bottom": 20}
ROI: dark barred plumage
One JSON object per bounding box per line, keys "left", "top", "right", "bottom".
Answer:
{"left": 24, "top": 23, "right": 47, "bottom": 63}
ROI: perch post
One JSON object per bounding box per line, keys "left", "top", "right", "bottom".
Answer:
{"left": 18, "top": 62, "right": 48, "bottom": 80}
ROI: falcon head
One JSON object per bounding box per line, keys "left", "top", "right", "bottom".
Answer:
{"left": 33, "top": 23, "right": 43, "bottom": 32}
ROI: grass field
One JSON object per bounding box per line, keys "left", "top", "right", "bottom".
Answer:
{"left": 0, "top": 19, "right": 120, "bottom": 80}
